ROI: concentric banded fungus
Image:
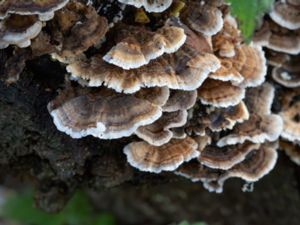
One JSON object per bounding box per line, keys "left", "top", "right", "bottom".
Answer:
{"left": 205, "top": 101, "right": 249, "bottom": 132}
{"left": 272, "top": 67, "right": 300, "bottom": 88}
{"left": 217, "top": 114, "right": 283, "bottom": 147}
{"left": 209, "top": 44, "right": 267, "bottom": 87}
{"left": 204, "top": 143, "right": 278, "bottom": 193}
{"left": 135, "top": 110, "right": 188, "bottom": 146}
{"left": 103, "top": 24, "right": 186, "bottom": 70}
{"left": 181, "top": 0, "right": 223, "bottom": 36}
{"left": 245, "top": 82, "right": 275, "bottom": 115}
{"left": 50, "top": 1, "right": 108, "bottom": 62}
{"left": 117, "top": 0, "right": 173, "bottom": 13}
{"left": 209, "top": 58, "right": 244, "bottom": 84}
{"left": 135, "top": 86, "right": 170, "bottom": 107}
{"left": 198, "top": 79, "right": 245, "bottom": 107}
{"left": 199, "top": 142, "right": 260, "bottom": 170}
{"left": 233, "top": 45, "right": 267, "bottom": 87}
{"left": 269, "top": 0, "right": 300, "bottom": 30}
{"left": 47, "top": 87, "right": 163, "bottom": 139}
{"left": 170, "top": 18, "right": 213, "bottom": 53}
{"left": 162, "top": 90, "right": 197, "bottom": 112}
{"left": 67, "top": 45, "right": 220, "bottom": 93}
{"left": 212, "top": 16, "right": 241, "bottom": 58}
{"left": 123, "top": 137, "right": 199, "bottom": 173}
{"left": 254, "top": 20, "right": 300, "bottom": 55}
{"left": 0, "top": 0, "right": 69, "bottom": 21}
{"left": 0, "top": 14, "right": 42, "bottom": 48}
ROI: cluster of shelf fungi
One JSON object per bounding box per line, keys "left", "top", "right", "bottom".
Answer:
{"left": 0, "top": 0, "right": 300, "bottom": 195}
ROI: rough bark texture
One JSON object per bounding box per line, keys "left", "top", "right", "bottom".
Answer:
{"left": 1, "top": 49, "right": 300, "bottom": 225}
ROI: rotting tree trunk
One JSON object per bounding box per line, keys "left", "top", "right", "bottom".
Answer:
{"left": 1, "top": 51, "right": 300, "bottom": 225}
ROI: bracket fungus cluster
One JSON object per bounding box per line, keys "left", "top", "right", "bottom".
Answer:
{"left": 0, "top": 0, "right": 291, "bottom": 193}
{"left": 253, "top": 0, "right": 300, "bottom": 166}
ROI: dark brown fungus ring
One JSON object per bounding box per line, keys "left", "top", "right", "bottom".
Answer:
{"left": 103, "top": 24, "right": 186, "bottom": 70}
{"left": 181, "top": 0, "right": 223, "bottom": 36}
{"left": 47, "top": 87, "right": 163, "bottom": 139}
{"left": 0, "top": 0, "right": 69, "bottom": 21}
{"left": 123, "top": 137, "right": 199, "bottom": 173}
{"left": 0, "top": 14, "right": 42, "bottom": 48}
{"left": 272, "top": 67, "right": 300, "bottom": 88}
{"left": 118, "top": 0, "right": 173, "bottom": 13}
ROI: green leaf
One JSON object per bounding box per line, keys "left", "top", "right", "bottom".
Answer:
{"left": 2, "top": 190, "right": 65, "bottom": 225}
{"left": 2, "top": 190, "right": 116, "bottom": 225}
{"left": 225, "top": 0, "right": 274, "bottom": 42}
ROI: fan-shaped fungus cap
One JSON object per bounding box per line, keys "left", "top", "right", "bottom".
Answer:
{"left": 209, "top": 58, "right": 244, "bottom": 84}
{"left": 204, "top": 143, "right": 278, "bottom": 193}
{"left": 272, "top": 67, "right": 300, "bottom": 88}
{"left": 206, "top": 101, "right": 250, "bottom": 132}
{"left": 67, "top": 45, "right": 220, "bottom": 93}
{"left": 181, "top": 1, "right": 223, "bottom": 36}
{"left": 233, "top": 44, "right": 267, "bottom": 87}
{"left": 123, "top": 137, "right": 199, "bottom": 173}
{"left": 280, "top": 101, "right": 300, "bottom": 142}
{"left": 280, "top": 140, "right": 300, "bottom": 165}
{"left": 254, "top": 20, "right": 300, "bottom": 55}
{"left": 166, "top": 17, "right": 213, "bottom": 53}
{"left": 199, "top": 142, "right": 260, "bottom": 170}
{"left": 103, "top": 24, "right": 186, "bottom": 70}
{"left": 0, "top": 0, "right": 69, "bottom": 21}
{"left": 50, "top": 1, "right": 108, "bottom": 62}
{"left": 135, "top": 86, "right": 170, "bottom": 107}
{"left": 118, "top": 0, "right": 173, "bottom": 13}
{"left": 47, "top": 87, "right": 163, "bottom": 139}
{"left": 162, "top": 90, "right": 197, "bottom": 112}
{"left": 245, "top": 82, "right": 275, "bottom": 115}
{"left": 135, "top": 110, "right": 188, "bottom": 146}
{"left": 198, "top": 79, "right": 245, "bottom": 107}
{"left": 217, "top": 114, "right": 283, "bottom": 147}
{"left": 0, "top": 14, "right": 42, "bottom": 48}
{"left": 212, "top": 15, "right": 242, "bottom": 58}
{"left": 269, "top": 0, "right": 300, "bottom": 30}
